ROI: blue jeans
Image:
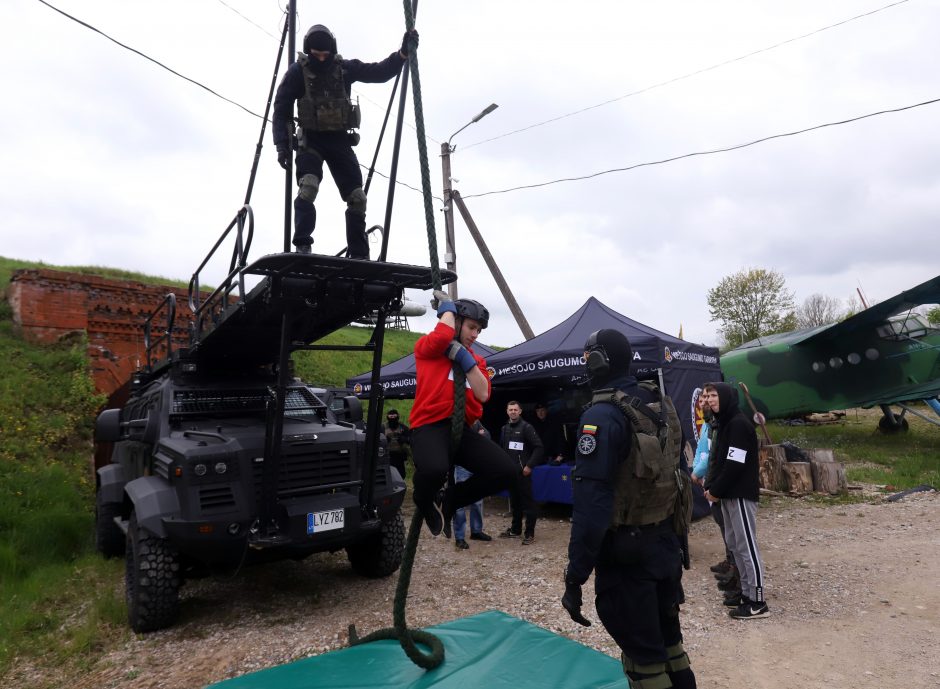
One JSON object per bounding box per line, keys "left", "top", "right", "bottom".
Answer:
{"left": 452, "top": 465, "right": 484, "bottom": 540}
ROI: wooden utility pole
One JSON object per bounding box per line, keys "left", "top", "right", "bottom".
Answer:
{"left": 451, "top": 191, "right": 535, "bottom": 340}
{"left": 440, "top": 141, "right": 458, "bottom": 300}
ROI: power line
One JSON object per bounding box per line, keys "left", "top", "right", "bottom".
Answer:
{"left": 37, "top": 0, "right": 267, "bottom": 120}
{"left": 463, "top": 0, "right": 912, "bottom": 151}
{"left": 461, "top": 95, "right": 940, "bottom": 200}
{"left": 213, "top": 0, "right": 281, "bottom": 40}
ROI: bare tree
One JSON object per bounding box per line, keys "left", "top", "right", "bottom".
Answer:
{"left": 796, "top": 293, "right": 842, "bottom": 329}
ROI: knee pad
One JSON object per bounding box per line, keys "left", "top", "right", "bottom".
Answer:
{"left": 665, "top": 642, "right": 691, "bottom": 672}
{"left": 297, "top": 174, "right": 320, "bottom": 203}
{"left": 346, "top": 187, "right": 367, "bottom": 216}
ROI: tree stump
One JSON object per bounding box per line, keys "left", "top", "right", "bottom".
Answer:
{"left": 808, "top": 448, "right": 847, "bottom": 494}
{"left": 783, "top": 462, "right": 813, "bottom": 495}
{"left": 758, "top": 445, "right": 787, "bottom": 492}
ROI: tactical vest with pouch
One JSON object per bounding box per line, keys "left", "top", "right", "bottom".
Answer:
{"left": 296, "top": 54, "right": 361, "bottom": 133}
{"left": 590, "top": 382, "right": 692, "bottom": 534}
{"left": 385, "top": 426, "right": 403, "bottom": 453}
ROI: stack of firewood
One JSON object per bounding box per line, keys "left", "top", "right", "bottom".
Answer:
{"left": 758, "top": 444, "right": 847, "bottom": 496}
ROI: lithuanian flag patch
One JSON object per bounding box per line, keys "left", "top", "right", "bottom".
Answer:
{"left": 581, "top": 424, "right": 598, "bottom": 435}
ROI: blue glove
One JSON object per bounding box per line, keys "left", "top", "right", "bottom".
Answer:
{"left": 431, "top": 289, "right": 456, "bottom": 317}
{"left": 445, "top": 341, "right": 477, "bottom": 373}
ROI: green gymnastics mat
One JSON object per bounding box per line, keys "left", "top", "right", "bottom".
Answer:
{"left": 206, "top": 610, "right": 627, "bottom": 688}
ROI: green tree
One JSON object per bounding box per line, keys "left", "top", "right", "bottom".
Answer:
{"left": 707, "top": 268, "right": 796, "bottom": 347}
{"left": 928, "top": 305, "right": 940, "bottom": 326}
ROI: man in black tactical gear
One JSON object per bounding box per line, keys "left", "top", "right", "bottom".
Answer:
{"left": 382, "top": 409, "right": 411, "bottom": 480}
{"left": 563, "top": 329, "right": 696, "bottom": 689}
{"left": 272, "top": 25, "right": 417, "bottom": 257}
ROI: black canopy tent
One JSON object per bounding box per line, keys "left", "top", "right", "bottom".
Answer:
{"left": 484, "top": 297, "right": 721, "bottom": 450}
{"left": 346, "top": 341, "right": 498, "bottom": 399}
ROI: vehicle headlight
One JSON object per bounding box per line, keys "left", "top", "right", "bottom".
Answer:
{"left": 194, "top": 463, "right": 208, "bottom": 476}
{"left": 214, "top": 462, "right": 227, "bottom": 474}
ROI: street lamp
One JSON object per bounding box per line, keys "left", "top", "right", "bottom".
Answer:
{"left": 441, "top": 103, "right": 498, "bottom": 299}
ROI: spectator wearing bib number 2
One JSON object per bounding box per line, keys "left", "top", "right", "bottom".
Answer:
{"left": 498, "top": 401, "right": 545, "bottom": 545}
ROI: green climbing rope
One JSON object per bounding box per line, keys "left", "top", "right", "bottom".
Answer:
{"left": 347, "top": 1, "right": 469, "bottom": 672}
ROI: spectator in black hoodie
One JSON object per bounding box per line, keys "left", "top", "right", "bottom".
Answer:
{"left": 703, "top": 382, "right": 769, "bottom": 619}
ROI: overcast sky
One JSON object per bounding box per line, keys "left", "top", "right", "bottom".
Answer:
{"left": 2, "top": 0, "right": 939, "bottom": 349}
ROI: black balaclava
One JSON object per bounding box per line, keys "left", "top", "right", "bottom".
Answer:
{"left": 584, "top": 328, "right": 633, "bottom": 389}
{"left": 304, "top": 24, "right": 337, "bottom": 72}
{"left": 386, "top": 409, "right": 400, "bottom": 429}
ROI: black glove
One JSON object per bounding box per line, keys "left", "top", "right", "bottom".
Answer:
{"left": 276, "top": 146, "right": 290, "bottom": 170}
{"left": 400, "top": 29, "right": 419, "bottom": 56}
{"left": 561, "top": 581, "right": 592, "bottom": 627}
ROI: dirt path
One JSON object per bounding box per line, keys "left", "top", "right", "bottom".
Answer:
{"left": 6, "top": 490, "right": 939, "bottom": 688}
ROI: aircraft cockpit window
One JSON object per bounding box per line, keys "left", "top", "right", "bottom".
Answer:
{"left": 877, "top": 314, "right": 932, "bottom": 341}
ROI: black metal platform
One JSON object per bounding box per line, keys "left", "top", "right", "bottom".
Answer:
{"left": 188, "top": 253, "right": 455, "bottom": 368}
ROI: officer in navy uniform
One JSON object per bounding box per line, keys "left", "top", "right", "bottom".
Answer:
{"left": 272, "top": 25, "right": 417, "bottom": 257}
{"left": 562, "top": 329, "right": 696, "bottom": 689}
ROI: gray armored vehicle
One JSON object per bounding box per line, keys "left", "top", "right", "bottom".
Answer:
{"left": 94, "top": 213, "right": 452, "bottom": 632}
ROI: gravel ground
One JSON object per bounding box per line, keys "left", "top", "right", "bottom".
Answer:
{"left": 6, "top": 489, "right": 939, "bottom": 689}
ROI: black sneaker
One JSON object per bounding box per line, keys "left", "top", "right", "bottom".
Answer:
{"left": 421, "top": 501, "right": 443, "bottom": 536}
{"left": 715, "top": 566, "right": 737, "bottom": 582}
{"left": 470, "top": 532, "right": 492, "bottom": 542}
{"left": 499, "top": 528, "right": 521, "bottom": 539}
{"left": 710, "top": 560, "right": 732, "bottom": 574}
{"left": 455, "top": 539, "right": 469, "bottom": 550}
{"left": 521, "top": 535, "right": 535, "bottom": 545}
{"left": 730, "top": 600, "right": 769, "bottom": 619}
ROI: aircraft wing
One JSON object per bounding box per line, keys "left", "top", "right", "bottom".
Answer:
{"left": 797, "top": 273, "right": 940, "bottom": 345}
{"left": 858, "top": 378, "right": 940, "bottom": 408}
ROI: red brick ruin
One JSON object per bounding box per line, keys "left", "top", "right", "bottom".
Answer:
{"left": 7, "top": 268, "right": 192, "bottom": 398}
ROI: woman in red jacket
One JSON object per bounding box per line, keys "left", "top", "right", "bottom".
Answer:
{"left": 409, "top": 295, "right": 516, "bottom": 535}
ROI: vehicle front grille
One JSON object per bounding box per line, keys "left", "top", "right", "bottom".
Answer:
{"left": 199, "top": 485, "right": 237, "bottom": 512}
{"left": 252, "top": 445, "right": 356, "bottom": 501}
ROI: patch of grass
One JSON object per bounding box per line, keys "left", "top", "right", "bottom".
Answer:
{"left": 0, "top": 556, "right": 127, "bottom": 674}
{"left": 0, "top": 298, "right": 111, "bottom": 672}
{"left": 293, "top": 325, "right": 420, "bottom": 421}
{"left": 1, "top": 255, "right": 188, "bottom": 290}
{"left": 771, "top": 406, "right": 940, "bottom": 491}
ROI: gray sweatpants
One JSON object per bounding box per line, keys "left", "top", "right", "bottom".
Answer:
{"left": 720, "top": 497, "right": 766, "bottom": 603}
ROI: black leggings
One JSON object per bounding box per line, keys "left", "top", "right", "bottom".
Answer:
{"left": 411, "top": 420, "right": 517, "bottom": 512}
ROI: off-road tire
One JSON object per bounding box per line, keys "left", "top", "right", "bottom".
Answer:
{"left": 95, "top": 491, "right": 125, "bottom": 559}
{"left": 125, "top": 512, "right": 181, "bottom": 633}
{"left": 346, "top": 509, "right": 405, "bottom": 578}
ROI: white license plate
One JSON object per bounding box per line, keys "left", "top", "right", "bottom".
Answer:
{"left": 307, "top": 509, "right": 344, "bottom": 534}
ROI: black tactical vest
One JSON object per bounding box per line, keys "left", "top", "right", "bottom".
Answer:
{"left": 296, "top": 54, "right": 360, "bottom": 132}
{"left": 590, "top": 383, "right": 685, "bottom": 528}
